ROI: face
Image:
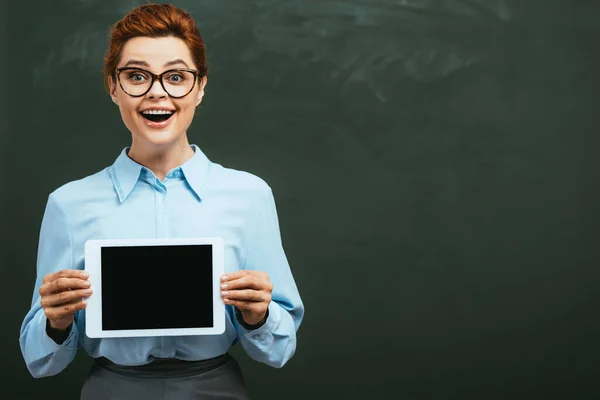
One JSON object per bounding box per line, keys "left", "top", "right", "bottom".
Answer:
{"left": 109, "top": 36, "right": 207, "bottom": 150}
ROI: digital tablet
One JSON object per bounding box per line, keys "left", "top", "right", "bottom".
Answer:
{"left": 84, "top": 237, "right": 225, "bottom": 338}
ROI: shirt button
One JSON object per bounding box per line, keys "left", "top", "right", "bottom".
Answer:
{"left": 252, "top": 334, "right": 261, "bottom": 340}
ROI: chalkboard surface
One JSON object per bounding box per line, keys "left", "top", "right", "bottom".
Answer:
{"left": 3, "top": 1, "right": 600, "bottom": 399}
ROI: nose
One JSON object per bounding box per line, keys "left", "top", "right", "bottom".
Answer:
{"left": 146, "top": 78, "right": 168, "bottom": 100}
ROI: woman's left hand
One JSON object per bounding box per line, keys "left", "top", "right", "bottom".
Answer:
{"left": 221, "top": 270, "right": 273, "bottom": 326}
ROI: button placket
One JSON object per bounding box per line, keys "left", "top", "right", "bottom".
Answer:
{"left": 155, "top": 185, "right": 170, "bottom": 356}
{"left": 157, "top": 179, "right": 171, "bottom": 355}
{"left": 155, "top": 189, "right": 167, "bottom": 238}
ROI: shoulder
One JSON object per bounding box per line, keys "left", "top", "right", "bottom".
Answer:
{"left": 47, "top": 167, "right": 113, "bottom": 210}
{"left": 207, "top": 162, "right": 273, "bottom": 197}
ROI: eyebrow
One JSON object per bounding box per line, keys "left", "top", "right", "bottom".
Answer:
{"left": 122, "top": 59, "right": 190, "bottom": 68}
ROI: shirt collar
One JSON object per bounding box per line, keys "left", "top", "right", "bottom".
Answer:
{"left": 109, "top": 144, "right": 210, "bottom": 203}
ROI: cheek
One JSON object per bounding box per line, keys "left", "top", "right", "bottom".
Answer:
{"left": 118, "top": 104, "right": 142, "bottom": 132}
{"left": 175, "top": 102, "right": 197, "bottom": 127}
{"left": 121, "top": 108, "right": 134, "bottom": 124}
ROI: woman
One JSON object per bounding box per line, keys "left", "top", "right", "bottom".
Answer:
{"left": 19, "top": 3, "right": 304, "bottom": 399}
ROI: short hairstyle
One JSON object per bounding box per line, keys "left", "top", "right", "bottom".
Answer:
{"left": 103, "top": 3, "right": 208, "bottom": 93}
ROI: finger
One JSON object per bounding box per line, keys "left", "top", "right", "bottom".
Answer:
{"left": 221, "top": 276, "right": 261, "bottom": 290}
{"left": 221, "top": 270, "right": 269, "bottom": 282}
{"left": 43, "top": 269, "right": 89, "bottom": 285}
{"left": 221, "top": 270, "right": 249, "bottom": 282}
{"left": 42, "top": 277, "right": 90, "bottom": 295}
{"left": 44, "top": 299, "right": 88, "bottom": 321}
{"left": 41, "top": 288, "right": 93, "bottom": 308}
{"left": 222, "top": 289, "right": 270, "bottom": 302}
{"left": 223, "top": 299, "right": 267, "bottom": 313}
{"left": 40, "top": 276, "right": 91, "bottom": 296}
{"left": 221, "top": 275, "right": 271, "bottom": 291}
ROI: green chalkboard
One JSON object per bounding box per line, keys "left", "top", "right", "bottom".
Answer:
{"left": 3, "top": 0, "right": 600, "bottom": 399}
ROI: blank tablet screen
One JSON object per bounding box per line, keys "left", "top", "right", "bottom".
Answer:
{"left": 100, "top": 244, "right": 213, "bottom": 330}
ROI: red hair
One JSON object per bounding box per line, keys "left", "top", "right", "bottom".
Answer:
{"left": 103, "top": 3, "right": 208, "bottom": 93}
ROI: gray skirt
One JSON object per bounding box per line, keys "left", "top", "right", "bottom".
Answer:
{"left": 80, "top": 353, "right": 250, "bottom": 400}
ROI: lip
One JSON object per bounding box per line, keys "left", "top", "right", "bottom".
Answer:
{"left": 140, "top": 111, "right": 176, "bottom": 129}
{"left": 139, "top": 107, "right": 176, "bottom": 112}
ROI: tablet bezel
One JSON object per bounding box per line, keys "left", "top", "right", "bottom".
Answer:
{"left": 84, "top": 237, "right": 225, "bottom": 338}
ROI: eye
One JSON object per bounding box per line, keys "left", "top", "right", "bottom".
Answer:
{"left": 167, "top": 73, "right": 183, "bottom": 82}
{"left": 165, "top": 71, "right": 191, "bottom": 84}
{"left": 124, "top": 70, "right": 150, "bottom": 83}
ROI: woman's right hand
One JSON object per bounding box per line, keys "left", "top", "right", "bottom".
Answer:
{"left": 39, "top": 269, "right": 92, "bottom": 331}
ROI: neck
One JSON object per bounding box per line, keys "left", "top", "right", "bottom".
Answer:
{"left": 127, "top": 137, "right": 195, "bottom": 181}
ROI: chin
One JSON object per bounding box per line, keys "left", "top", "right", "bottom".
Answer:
{"left": 135, "top": 131, "right": 184, "bottom": 147}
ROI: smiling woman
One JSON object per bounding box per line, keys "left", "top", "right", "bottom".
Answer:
{"left": 18, "top": 3, "right": 304, "bottom": 400}
{"left": 107, "top": 35, "right": 207, "bottom": 172}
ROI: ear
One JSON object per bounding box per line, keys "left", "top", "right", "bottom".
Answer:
{"left": 196, "top": 76, "right": 207, "bottom": 106}
{"left": 108, "top": 75, "right": 118, "bottom": 104}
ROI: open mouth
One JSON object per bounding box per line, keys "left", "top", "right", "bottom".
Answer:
{"left": 139, "top": 110, "right": 176, "bottom": 123}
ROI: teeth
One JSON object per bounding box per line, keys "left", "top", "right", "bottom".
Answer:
{"left": 141, "top": 110, "right": 174, "bottom": 115}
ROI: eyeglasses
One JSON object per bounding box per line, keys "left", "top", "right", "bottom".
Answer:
{"left": 115, "top": 67, "right": 201, "bottom": 98}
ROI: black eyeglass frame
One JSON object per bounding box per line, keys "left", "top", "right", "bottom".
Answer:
{"left": 115, "top": 67, "right": 201, "bottom": 98}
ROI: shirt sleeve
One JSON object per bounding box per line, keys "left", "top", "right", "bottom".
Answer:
{"left": 234, "top": 184, "right": 304, "bottom": 368}
{"left": 19, "top": 193, "right": 80, "bottom": 378}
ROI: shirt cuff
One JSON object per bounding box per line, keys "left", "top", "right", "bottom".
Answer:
{"left": 235, "top": 307, "right": 269, "bottom": 330}
{"left": 46, "top": 319, "right": 73, "bottom": 344}
{"left": 236, "top": 302, "right": 280, "bottom": 340}
{"left": 38, "top": 312, "right": 78, "bottom": 355}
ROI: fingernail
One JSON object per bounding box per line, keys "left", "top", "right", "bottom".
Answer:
{"left": 83, "top": 281, "right": 91, "bottom": 287}
{"left": 81, "top": 272, "right": 89, "bottom": 279}
{"left": 221, "top": 275, "right": 229, "bottom": 281}
{"left": 221, "top": 283, "right": 228, "bottom": 289}
{"left": 84, "top": 289, "right": 92, "bottom": 295}
{"left": 221, "top": 291, "right": 229, "bottom": 296}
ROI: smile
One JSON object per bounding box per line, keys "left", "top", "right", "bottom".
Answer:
{"left": 139, "top": 109, "right": 176, "bottom": 128}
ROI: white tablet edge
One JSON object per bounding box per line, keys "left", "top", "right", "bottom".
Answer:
{"left": 84, "top": 237, "right": 225, "bottom": 338}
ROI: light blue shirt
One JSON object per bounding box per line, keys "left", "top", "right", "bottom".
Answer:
{"left": 19, "top": 144, "right": 304, "bottom": 378}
